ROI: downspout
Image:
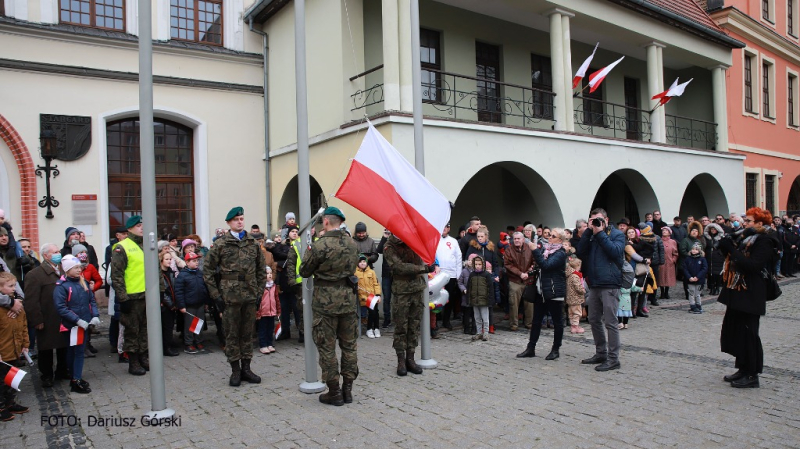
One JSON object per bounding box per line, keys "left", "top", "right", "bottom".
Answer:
{"left": 249, "top": 18, "right": 272, "bottom": 234}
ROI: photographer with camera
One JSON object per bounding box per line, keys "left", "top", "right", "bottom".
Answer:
{"left": 576, "top": 208, "right": 626, "bottom": 372}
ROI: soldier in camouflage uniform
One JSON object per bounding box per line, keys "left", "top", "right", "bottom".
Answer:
{"left": 110, "top": 215, "right": 149, "bottom": 376}
{"left": 298, "top": 207, "right": 359, "bottom": 406}
{"left": 203, "top": 207, "right": 267, "bottom": 387}
{"left": 384, "top": 235, "right": 435, "bottom": 376}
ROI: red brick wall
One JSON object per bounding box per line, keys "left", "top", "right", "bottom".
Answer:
{"left": 0, "top": 114, "right": 39, "bottom": 250}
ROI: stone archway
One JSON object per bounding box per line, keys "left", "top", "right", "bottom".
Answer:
{"left": 592, "top": 169, "right": 659, "bottom": 225}
{"left": 679, "top": 173, "right": 729, "bottom": 219}
{"left": 451, "top": 161, "right": 563, "bottom": 236}
{"left": 278, "top": 175, "right": 325, "bottom": 234}
{"left": 0, "top": 114, "right": 38, "bottom": 249}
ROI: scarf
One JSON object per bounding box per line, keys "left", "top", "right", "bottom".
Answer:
{"left": 721, "top": 229, "right": 763, "bottom": 291}
{"left": 542, "top": 242, "right": 562, "bottom": 259}
{"left": 478, "top": 240, "right": 488, "bottom": 247}
{"left": 266, "top": 280, "right": 274, "bottom": 289}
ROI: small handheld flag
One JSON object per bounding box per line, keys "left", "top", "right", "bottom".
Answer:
{"left": 2, "top": 362, "right": 27, "bottom": 391}
{"left": 274, "top": 322, "right": 282, "bottom": 339}
{"left": 366, "top": 294, "right": 381, "bottom": 310}
{"left": 70, "top": 326, "right": 85, "bottom": 346}
{"left": 188, "top": 316, "right": 204, "bottom": 335}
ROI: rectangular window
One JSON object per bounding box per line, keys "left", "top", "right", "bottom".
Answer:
{"left": 763, "top": 62, "right": 771, "bottom": 116}
{"left": 530, "top": 53, "right": 553, "bottom": 120}
{"left": 790, "top": 0, "right": 796, "bottom": 35}
{"left": 170, "top": 0, "right": 222, "bottom": 45}
{"left": 420, "top": 29, "right": 441, "bottom": 104}
{"left": 583, "top": 69, "right": 605, "bottom": 127}
{"left": 475, "top": 42, "right": 502, "bottom": 124}
{"left": 766, "top": 174, "right": 776, "bottom": 214}
{"left": 790, "top": 74, "right": 798, "bottom": 126}
{"left": 764, "top": 0, "right": 771, "bottom": 21}
{"left": 60, "top": 0, "right": 125, "bottom": 31}
{"left": 744, "top": 55, "right": 755, "bottom": 113}
{"left": 624, "top": 77, "right": 641, "bottom": 141}
{"left": 746, "top": 173, "right": 759, "bottom": 210}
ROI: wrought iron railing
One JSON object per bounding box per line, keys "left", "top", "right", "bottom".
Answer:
{"left": 665, "top": 114, "right": 718, "bottom": 150}
{"left": 574, "top": 97, "right": 652, "bottom": 142}
{"left": 350, "top": 65, "right": 385, "bottom": 111}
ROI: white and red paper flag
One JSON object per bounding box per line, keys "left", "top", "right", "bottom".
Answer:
{"left": 2, "top": 363, "right": 26, "bottom": 390}
{"left": 274, "top": 322, "right": 282, "bottom": 339}
{"left": 652, "top": 78, "right": 693, "bottom": 106}
{"left": 335, "top": 123, "right": 451, "bottom": 264}
{"left": 189, "top": 316, "right": 204, "bottom": 335}
{"left": 573, "top": 42, "right": 599, "bottom": 89}
{"left": 588, "top": 56, "right": 625, "bottom": 93}
{"left": 70, "top": 326, "right": 85, "bottom": 346}
{"left": 366, "top": 294, "right": 381, "bottom": 310}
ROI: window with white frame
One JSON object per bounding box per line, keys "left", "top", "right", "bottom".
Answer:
{"left": 763, "top": 0, "right": 775, "bottom": 22}
{"left": 744, "top": 51, "right": 758, "bottom": 114}
{"left": 789, "top": 72, "right": 799, "bottom": 127}
{"left": 746, "top": 172, "right": 759, "bottom": 210}
{"left": 762, "top": 58, "right": 776, "bottom": 119}
{"left": 790, "top": 0, "right": 798, "bottom": 37}
{"left": 765, "top": 174, "right": 777, "bottom": 215}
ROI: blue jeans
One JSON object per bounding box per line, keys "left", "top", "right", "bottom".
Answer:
{"left": 381, "top": 276, "right": 392, "bottom": 325}
{"left": 257, "top": 316, "right": 275, "bottom": 348}
{"left": 67, "top": 343, "right": 85, "bottom": 380}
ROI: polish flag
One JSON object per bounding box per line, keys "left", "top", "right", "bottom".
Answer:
{"left": 189, "top": 316, "right": 204, "bottom": 335}
{"left": 652, "top": 78, "right": 693, "bottom": 106}
{"left": 335, "top": 123, "right": 451, "bottom": 264}
{"left": 3, "top": 365, "right": 26, "bottom": 390}
{"left": 573, "top": 42, "right": 599, "bottom": 89}
{"left": 588, "top": 56, "right": 625, "bottom": 93}
{"left": 366, "top": 294, "right": 381, "bottom": 310}
{"left": 70, "top": 326, "right": 85, "bottom": 346}
{"left": 274, "top": 322, "right": 282, "bottom": 339}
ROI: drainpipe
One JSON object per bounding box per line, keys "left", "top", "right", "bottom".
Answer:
{"left": 250, "top": 18, "right": 272, "bottom": 234}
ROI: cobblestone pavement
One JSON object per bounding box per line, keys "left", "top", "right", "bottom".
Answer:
{"left": 5, "top": 281, "right": 800, "bottom": 448}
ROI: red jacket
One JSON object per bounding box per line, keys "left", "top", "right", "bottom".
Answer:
{"left": 82, "top": 264, "right": 104, "bottom": 292}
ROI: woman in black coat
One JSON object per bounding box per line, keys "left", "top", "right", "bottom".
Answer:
{"left": 718, "top": 207, "right": 779, "bottom": 388}
{"left": 704, "top": 223, "right": 726, "bottom": 295}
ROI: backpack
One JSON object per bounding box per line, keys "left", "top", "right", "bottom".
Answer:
{"left": 621, "top": 260, "right": 635, "bottom": 289}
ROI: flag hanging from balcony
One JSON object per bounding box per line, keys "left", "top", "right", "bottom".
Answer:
{"left": 573, "top": 42, "right": 599, "bottom": 89}
{"left": 652, "top": 78, "right": 694, "bottom": 106}
{"left": 588, "top": 56, "right": 625, "bottom": 93}
{"left": 335, "top": 123, "right": 451, "bottom": 265}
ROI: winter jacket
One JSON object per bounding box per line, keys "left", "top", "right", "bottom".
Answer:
{"left": 459, "top": 232, "right": 478, "bottom": 260}
{"left": 355, "top": 266, "right": 381, "bottom": 307}
{"left": 160, "top": 269, "right": 176, "bottom": 309}
{"left": 532, "top": 247, "right": 567, "bottom": 300}
{"left": 354, "top": 235, "right": 378, "bottom": 267}
{"left": 23, "top": 262, "right": 68, "bottom": 351}
{"left": 81, "top": 263, "right": 103, "bottom": 292}
{"left": 653, "top": 236, "right": 665, "bottom": 266}
{"left": 376, "top": 236, "right": 392, "bottom": 278}
{"left": 565, "top": 266, "right": 586, "bottom": 306}
{"left": 174, "top": 267, "right": 210, "bottom": 309}
{"left": 257, "top": 284, "right": 280, "bottom": 318}
{"left": 0, "top": 293, "right": 29, "bottom": 361}
{"left": 53, "top": 275, "right": 99, "bottom": 329}
{"left": 679, "top": 222, "right": 706, "bottom": 259}
{"left": 682, "top": 254, "right": 708, "bottom": 284}
{"left": 718, "top": 229, "right": 779, "bottom": 316}
{"left": 704, "top": 223, "right": 726, "bottom": 275}
{"left": 466, "top": 269, "right": 494, "bottom": 307}
{"left": 576, "top": 226, "right": 626, "bottom": 289}
{"left": 504, "top": 244, "right": 533, "bottom": 285}
{"left": 670, "top": 224, "right": 688, "bottom": 244}
{"left": 457, "top": 265, "right": 471, "bottom": 308}
{"left": 634, "top": 235, "right": 656, "bottom": 261}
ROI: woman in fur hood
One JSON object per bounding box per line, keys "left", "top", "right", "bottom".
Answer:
{"left": 704, "top": 222, "right": 726, "bottom": 295}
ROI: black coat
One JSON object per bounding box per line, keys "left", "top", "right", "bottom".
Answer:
{"left": 22, "top": 263, "right": 68, "bottom": 350}
{"left": 718, "top": 230, "right": 778, "bottom": 316}
{"left": 174, "top": 267, "right": 210, "bottom": 308}
{"left": 532, "top": 247, "right": 567, "bottom": 300}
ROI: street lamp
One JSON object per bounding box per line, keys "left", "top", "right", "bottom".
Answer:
{"left": 36, "top": 129, "right": 60, "bottom": 219}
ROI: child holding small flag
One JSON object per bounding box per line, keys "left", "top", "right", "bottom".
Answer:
{"left": 53, "top": 255, "right": 99, "bottom": 394}
{"left": 355, "top": 254, "right": 381, "bottom": 338}
{"left": 0, "top": 271, "right": 30, "bottom": 420}
{"left": 174, "top": 252, "right": 210, "bottom": 354}
{"left": 257, "top": 267, "right": 280, "bottom": 353}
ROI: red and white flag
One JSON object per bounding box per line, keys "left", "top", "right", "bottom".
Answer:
{"left": 366, "top": 294, "right": 381, "bottom": 310}
{"left": 189, "top": 316, "right": 204, "bottom": 335}
{"left": 3, "top": 364, "right": 26, "bottom": 390}
{"left": 70, "top": 326, "right": 85, "bottom": 346}
{"left": 588, "top": 56, "right": 625, "bottom": 93}
{"left": 274, "top": 322, "right": 282, "bottom": 339}
{"left": 573, "top": 42, "right": 599, "bottom": 89}
{"left": 335, "top": 123, "right": 451, "bottom": 264}
{"left": 651, "top": 78, "right": 693, "bottom": 106}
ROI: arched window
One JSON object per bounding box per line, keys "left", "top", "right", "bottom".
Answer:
{"left": 107, "top": 118, "right": 195, "bottom": 237}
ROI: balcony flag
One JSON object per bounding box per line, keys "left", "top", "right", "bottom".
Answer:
{"left": 335, "top": 122, "right": 450, "bottom": 265}
{"left": 588, "top": 56, "right": 625, "bottom": 93}
{"left": 652, "top": 78, "right": 693, "bottom": 107}
{"left": 573, "top": 42, "right": 599, "bottom": 89}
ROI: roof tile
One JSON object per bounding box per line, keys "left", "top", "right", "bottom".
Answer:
{"left": 645, "top": 0, "right": 724, "bottom": 32}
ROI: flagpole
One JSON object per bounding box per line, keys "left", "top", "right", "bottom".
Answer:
{"left": 410, "top": 0, "right": 437, "bottom": 369}
{"left": 295, "top": 0, "right": 326, "bottom": 394}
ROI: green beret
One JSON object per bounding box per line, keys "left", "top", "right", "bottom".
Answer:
{"left": 125, "top": 215, "right": 142, "bottom": 229}
{"left": 323, "top": 206, "right": 346, "bottom": 221}
{"left": 225, "top": 206, "right": 244, "bottom": 222}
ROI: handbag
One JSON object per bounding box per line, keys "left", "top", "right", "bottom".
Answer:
{"left": 634, "top": 262, "right": 649, "bottom": 277}
{"left": 763, "top": 269, "right": 781, "bottom": 301}
{"left": 522, "top": 284, "right": 543, "bottom": 304}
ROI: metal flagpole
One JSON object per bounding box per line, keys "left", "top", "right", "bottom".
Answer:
{"left": 139, "top": 0, "right": 174, "bottom": 418}
{"left": 410, "top": 0, "right": 437, "bottom": 369}
{"left": 295, "top": 0, "right": 325, "bottom": 394}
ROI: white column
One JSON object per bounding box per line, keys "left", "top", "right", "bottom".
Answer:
{"left": 656, "top": 45, "right": 666, "bottom": 142}
{"left": 398, "top": 0, "right": 413, "bottom": 112}
{"left": 561, "top": 12, "right": 575, "bottom": 132}
{"left": 548, "top": 11, "right": 566, "bottom": 131}
{"left": 646, "top": 42, "right": 665, "bottom": 143}
{"left": 382, "top": 0, "right": 401, "bottom": 111}
{"left": 712, "top": 65, "right": 729, "bottom": 152}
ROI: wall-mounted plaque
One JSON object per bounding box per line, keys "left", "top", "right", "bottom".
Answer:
{"left": 40, "top": 114, "right": 92, "bottom": 161}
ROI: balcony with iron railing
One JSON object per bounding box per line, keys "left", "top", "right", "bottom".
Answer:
{"left": 350, "top": 66, "right": 717, "bottom": 151}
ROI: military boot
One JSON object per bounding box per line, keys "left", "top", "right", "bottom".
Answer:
{"left": 342, "top": 377, "right": 355, "bottom": 404}
{"left": 240, "top": 359, "right": 261, "bottom": 384}
{"left": 319, "top": 380, "right": 344, "bottom": 406}
{"left": 128, "top": 353, "right": 146, "bottom": 376}
{"left": 396, "top": 352, "right": 407, "bottom": 376}
{"left": 405, "top": 350, "right": 423, "bottom": 375}
{"left": 229, "top": 361, "right": 241, "bottom": 387}
{"left": 139, "top": 353, "right": 150, "bottom": 371}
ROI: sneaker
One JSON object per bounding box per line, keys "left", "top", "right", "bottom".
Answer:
{"left": 87, "top": 344, "right": 98, "bottom": 354}
{"left": 196, "top": 343, "right": 205, "bottom": 351}
{"left": 623, "top": 324, "right": 629, "bottom": 329}
{"left": 260, "top": 347, "right": 270, "bottom": 354}
{"left": 576, "top": 326, "right": 585, "bottom": 333}
{"left": 70, "top": 379, "right": 91, "bottom": 394}
{"left": 617, "top": 323, "right": 624, "bottom": 330}
{"left": 0, "top": 409, "right": 14, "bottom": 421}
{"left": 366, "top": 330, "right": 375, "bottom": 339}
{"left": 696, "top": 306, "right": 703, "bottom": 314}
{"left": 84, "top": 348, "right": 96, "bottom": 358}
{"left": 267, "top": 346, "right": 275, "bottom": 353}
{"left": 184, "top": 345, "right": 199, "bottom": 354}
{"left": 373, "top": 329, "right": 381, "bottom": 338}
{"left": 8, "top": 403, "right": 29, "bottom": 414}
{"left": 688, "top": 305, "right": 697, "bottom": 313}
{"left": 481, "top": 333, "right": 488, "bottom": 341}
{"left": 471, "top": 335, "right": 480, "bottom": 342}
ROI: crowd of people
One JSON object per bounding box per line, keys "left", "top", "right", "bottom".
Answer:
{"left": 0, "top": 203, "right": 783, "bottom": 418}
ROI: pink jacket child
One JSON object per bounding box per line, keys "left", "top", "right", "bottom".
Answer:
{"left": 257, "top": 268, "right": 281, "bottom": 354}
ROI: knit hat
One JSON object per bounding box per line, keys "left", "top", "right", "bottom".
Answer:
{"left": 661, "top": 227, "right": 673, "bottom": 236}
{"left": 286, "top": 212, "right": 296, "bottom": 221}
{"left": 65, "top": 226, "right": 80, "bottom": 239}
{"left": 691, "top": 241, "right": 703, "bottom": 251}
{"left": 355, "top": 222, "right": 367, "bottom": 233}
{"left": 71, "top": 244, "right": 88, "bottom": 255}
{"left": 181, "top": 239, "right": 197, "bottom": 249}
{"left": 61, "top": 255, "right": 82, "bottom": 272}
{"left": 638, "top": 223, "right": 653, "bottom": 236}
{"left": 358, "top": 254, "right": 367, "bottom": 261}
{"left": 157, "top": 240, "right": 170, "bottom": 251}
{"left": 163, "top": 233, "right": 177, "bottom": 242}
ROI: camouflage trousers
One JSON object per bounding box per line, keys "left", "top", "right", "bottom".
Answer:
{"left": 311, "top": 311, "right": 359, "bottom": 383}
{"left": 222, "top": 301, "right": 256, "bottom": 362}
{"left": 292, "top": 285, "right": 304, "bottom": 333}
{"left": 120, "top": 298, "right": 148, "bottom": 353}
{"left": 391, "top": 292, "right": 423, "bottom": 354}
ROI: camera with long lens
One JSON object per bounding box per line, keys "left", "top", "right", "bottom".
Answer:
{"left": 591, "top": 217, "right": 604, "bottom": 228}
